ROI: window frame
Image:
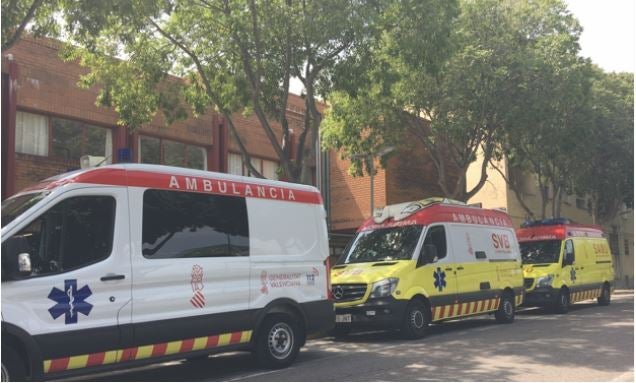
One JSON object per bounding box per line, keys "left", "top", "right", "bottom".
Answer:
{"left": 228, "top": 152, "right": 279, "bottom": 180}
{"left": 5, "top": 194, "right": 117, "bottom": 279}
{"left": 15, "top": 109, "right": 115, "bottom": 163}
{"left": 138, "top": 134, "right": 208, "bottom": 170}
{"left": 419, "top": 225, "right": 448, "bottom": 263}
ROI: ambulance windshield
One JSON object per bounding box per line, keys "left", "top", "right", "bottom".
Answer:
{"left": 341, "top": 225, "right": 423, "bottom": 264}
{"left": 1, "top": 192, "right": 49, "bottom": 228}
{"left": 520, "top": 240, "right": 561, "bottom": 264}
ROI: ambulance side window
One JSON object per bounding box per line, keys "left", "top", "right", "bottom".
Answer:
{"left": 142, "top": 189, "right": 249, "bottom": 258}
{"left": 419, "top": 225, "right": 447, "bottom": 263}
{"left": 5, "top": 196, "right": 116, "bottom": 277}
{"left": 563, "top": 239, "right": 575, "bottom": 266}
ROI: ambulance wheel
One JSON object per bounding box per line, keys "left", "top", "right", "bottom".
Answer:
{"left": 1, "top": 347, "right": 26, "bottom": 382}
{"left": 254, "top": 315, "right": 301, "bottom": 369}
{"left": 495, "top": 293, "right": 515, "bottom": 323}
{"left": 401, "top": 300, "right": 430, "bottom": 339}
{"left": 598, "top": 284, "right": 611, "bottom": 306}
{"left": 554, "top": 289, "right": 570, "bottom": 314}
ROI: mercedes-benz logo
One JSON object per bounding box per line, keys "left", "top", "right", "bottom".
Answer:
{"left": 333, "top": 286, "right": 344, "bottom": 300}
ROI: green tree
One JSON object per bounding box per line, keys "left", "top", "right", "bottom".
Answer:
{"left": 322, "top": 0, "right": 583, "bottom": 202}
{"left": 59, "top": 0, "right": 379, "bottom": 183}
{"left": 576, "top": 70, "right": 634, "bottom": 224}
{"left": 1, "top": 0, "right": 59, "bottom": 51}
{"left": 499, "top": 25, "right": 594, "bottom": 220}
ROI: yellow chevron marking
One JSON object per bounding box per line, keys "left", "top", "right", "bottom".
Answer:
{"left": 165, "top": 340, "right": 182, "bottom": 355}
{"left": 193, "top": 336, "right": 208, "bottom": 351}
{"left": 103, "top": 350, "right": 119, "bottom": 365}
{"left": 67, "top": 354, "right": 89, "bottom": 370}
{"left": 43, "top": 360, "right": 52, "bottom": 374}
{"left": 218, "top": 333, "right": 232, "bottom": 346}
{"left": 136, "top": 345, "right": 154, "bottom": 360}
{"left": 240, "top": 330, "right": 252, "bottom": 343}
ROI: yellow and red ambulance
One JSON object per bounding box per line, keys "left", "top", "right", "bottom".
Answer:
{"left": 331, "top": 198, "right": 524, "bottom": 339}
{"left": 518, "top": 219, "right": 614, "bottom": 313}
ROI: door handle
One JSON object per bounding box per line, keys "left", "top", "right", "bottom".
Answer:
{"left": 101, "top": 274, "right": 125, "bottom": 282}
{"left": 456, "top": 266, "right": 464, "bottom": 270}
{"left": 444, "top": 267, "right": 453, "bottom": 271}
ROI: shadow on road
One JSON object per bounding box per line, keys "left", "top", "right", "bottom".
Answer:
{"left": 66, "top": 296, "right": 633, "bottom": 382}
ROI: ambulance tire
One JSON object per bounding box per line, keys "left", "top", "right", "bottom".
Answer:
{"left": 495, "top": 293, "right": 515, "bottom": 324}
{"left": 400, "top": 300, "right": 430, "bottom": 340}
{"left": 553, "top": 288, "right": 570, "bottom": 314}
{"left": 253, "top": 314, "right": 301, "bottom": 369}
{"left": 1, "top": 347, "right": 26, "bottom": 382}
{"left": 598, "top": 284, "right": 611, "bottom": 306}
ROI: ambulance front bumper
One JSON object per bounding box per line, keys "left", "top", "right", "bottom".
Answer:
{"left": 334, "top": 297, "right": 408, "bottom": 329}
{"left": 523, "top": 287, "right": 560, "bottom": 306}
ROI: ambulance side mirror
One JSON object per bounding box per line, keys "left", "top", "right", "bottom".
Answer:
{"left": 1, "top": 236, "right": 33, "bottom": 281}
{"left": 418, "top": 245, "right": 438, "bottom": 267}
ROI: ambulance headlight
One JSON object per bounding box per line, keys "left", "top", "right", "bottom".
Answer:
{"left": 370, "top": 278, "right": 399, "bottom": 298}
{"left": 536, "top": 274, "right": 554, "bottom": 288}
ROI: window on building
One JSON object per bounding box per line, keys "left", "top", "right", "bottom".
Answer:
{"left": 6, "top": 196, "right": 116, "bottom": 277}
{"left": 609, "top": 226, "right": 619, "bottom": 256}
{"left": 15, "top": 111, "right": 113, "bottom": 162}
{"left": 52, "top": 117, "right": 112, "bottom": 162}
{"left": 625, "top": 239, "right": 630, "bottom": 257}
{"left": 15, "top": 111, "right": 49, "bottom": 156}
{"left": 228, "top": 152, "right": 279, "bottom": 180}
{"left": 138, "top": 136, "right": 207, "bottom": 170}
{"left": 142, "top": 189, "right": 249, "bottom": 258}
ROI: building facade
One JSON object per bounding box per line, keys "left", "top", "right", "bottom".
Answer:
{"left": 467, "top": 155, "right": 634, "bottom": 288}
{"left": 1, "top": 37, "right": 310, "bottom": 199}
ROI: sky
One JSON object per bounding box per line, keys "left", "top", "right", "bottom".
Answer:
{"left": 565, "top": 0, "right": 635, "bottom": 73}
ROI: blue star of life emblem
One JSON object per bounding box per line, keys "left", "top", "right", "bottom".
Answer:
{"left": 48, "top": 279, "right": 93, "bottom": 324}
{"left": 433, "top": 267, "right": 446, "bottom": 291}
{"left": 570, "top": 268, "right": 576, "bottom": 282}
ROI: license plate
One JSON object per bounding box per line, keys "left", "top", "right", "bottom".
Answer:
{"left": 335, "top": 314, "right": 352, "bottom": 323}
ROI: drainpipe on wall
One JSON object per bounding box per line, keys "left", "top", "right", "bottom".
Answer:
{"left": 3, "top": 54, "right": 19, "bottom": 199}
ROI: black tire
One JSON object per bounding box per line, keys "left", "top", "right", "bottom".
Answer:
{"left": 1, "top": 346, "right": 26, "bottom": 382}
{"left": 331, "top": 324, "right": 351, "bottom": 338}
{"left": 553, "top": 289, "right": 570, "bottom": 314}
{"left": 495, "top": 293, "right": 515, "bottom": 323}
{"left": 253, "top": 315, "right": 301, "bottom": 369}
{"left": 598, "top": 284, "right": 611, "bottom": 306}
{"left": 400, "top": 300, "right": 430, "bottom": 340}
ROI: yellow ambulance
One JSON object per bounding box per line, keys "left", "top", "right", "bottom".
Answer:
{"left": 517, "top": 219, "right": 614, "bottom": 313}
{"left": 331, "top": 198, "right": 524, "bottom": 339}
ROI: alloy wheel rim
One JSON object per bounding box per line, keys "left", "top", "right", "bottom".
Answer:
{"left": 411, "top": 309, "right": 425, "bottom": 329}
{"left": 268, "top": 323, "right": 294, "bottom": 360}
{"left": 504, "top": 300, "right": 514, "bottom": 317}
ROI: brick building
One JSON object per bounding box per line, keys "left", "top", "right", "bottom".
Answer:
{"left": 1, "top": 37, "right": 310, "bottom": 198}
{"left": 2, "top": 37, "right": 459, "bottom": 260}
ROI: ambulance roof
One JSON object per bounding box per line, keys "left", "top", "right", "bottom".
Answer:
{"left": 15, "top": 164, "right": 322, "bottom": 205}
{"left": 516, "top": 223, "right": 604, "bottom": 242}
{"left": 357, "top": 198, "right": 513, "bottom": 232}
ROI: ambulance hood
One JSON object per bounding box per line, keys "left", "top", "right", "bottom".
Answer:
{"left": 331, "top": 260, "right": 412, "bottom": 285}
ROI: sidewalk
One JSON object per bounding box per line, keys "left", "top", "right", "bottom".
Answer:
{"left": 613, "top": 289, "right": 634, "bottom": 295}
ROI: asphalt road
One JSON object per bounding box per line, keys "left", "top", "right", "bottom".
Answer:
{"left": 67, "top": 292, "right": 634, "bottom": 382}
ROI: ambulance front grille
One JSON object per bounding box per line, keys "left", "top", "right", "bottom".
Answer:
{"left": 524, "top": 278, "right": 534, "bottom": 289}
{"left": 332, "top": 284, "right": 367, "bottom": 302}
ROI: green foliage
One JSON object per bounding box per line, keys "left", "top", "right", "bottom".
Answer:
{"left": 1, "top": 0, "right": 60, "bottom": 51}
{"left": 53, "top": 0, "right": 381, "bottom": 183}
{"left": 322, "top": 0, "right": 596, "bottom": 203}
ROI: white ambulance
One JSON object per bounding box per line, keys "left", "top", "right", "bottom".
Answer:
{"left": 1, "top": 164, "right": 334, "bottom": 381}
